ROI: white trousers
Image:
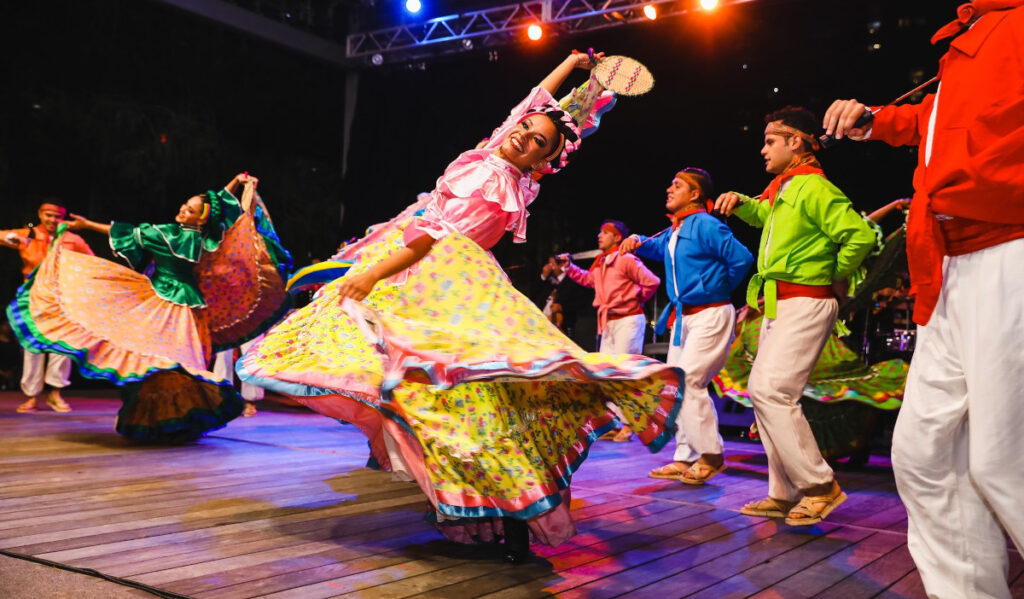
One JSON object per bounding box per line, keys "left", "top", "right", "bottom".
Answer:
{"left": 748, "top": 296, "right": 836, "bottom": 502}
{"left": 600, "top": 314, "right": 647, "bottom": 425}
{"left": 213, "top": 338, "right": 265, "bottom": 401}
{"left": 598, "top": 314, "right": 647, "bottom": 354}
{"left": 21, "top": 350, "right": 71, "bottom": 397}
{"left": 667, "top": 305, "right": 734, "bottom": 461}
{"left": 892, "top": 238, "right": 1024, "bottom": 599}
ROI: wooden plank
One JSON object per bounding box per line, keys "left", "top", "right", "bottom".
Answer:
{"left": 683, "top": 525, "right": 875, "bottom": 598}
{"left": 180, "top": 491, "right": 667, "bottom": 597}
{"left": 811, "top": 542, "right": 918, "bottom": 599}
{"left": 748, "top": 530, "right": 906, "bottom": 598}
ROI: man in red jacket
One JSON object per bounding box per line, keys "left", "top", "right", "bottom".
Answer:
{"left": 825, "top": 2, "right": 1024, "bottom": 596}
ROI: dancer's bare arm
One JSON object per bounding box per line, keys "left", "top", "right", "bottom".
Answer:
{"left": 66, "top": 214, "right": 111, "bottom": 236}
{"left": 539, "top": 51, "right": 604, "bottom": 96}
{"left": 337, "top": 234, "right": 436, "bottom": 301}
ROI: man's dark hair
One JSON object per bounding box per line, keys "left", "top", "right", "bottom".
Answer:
{"left": 602, "top": 219, "right": 630, "bottom": 239}
{"left": 38, "top": 196, "right": 67, "bottom": 211}
{"left": 680, "top": 167, "right": 715, "bottom": 200}
{"left": 765, "top": 106, "right": 819, "bottom": 153}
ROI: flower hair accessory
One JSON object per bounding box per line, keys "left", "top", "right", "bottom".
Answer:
{"left": 526, "top": 106, "right": 582, "bottom": 174}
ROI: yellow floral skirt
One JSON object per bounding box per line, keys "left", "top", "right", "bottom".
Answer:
{"left": 239, "top": 224, "right": 681, "bottom": 544}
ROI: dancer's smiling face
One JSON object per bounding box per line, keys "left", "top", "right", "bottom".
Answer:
{"left": 175, "top": 196, "right": 206, "bottom": 226}
{"left": 497, "top": 115, "right": 558, "bottom": 171}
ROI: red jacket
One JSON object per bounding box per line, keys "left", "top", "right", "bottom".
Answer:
{"left": 870, "top": 4, "right": 1024, "bottom": 324}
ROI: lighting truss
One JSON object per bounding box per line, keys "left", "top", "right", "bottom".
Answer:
{"left": 347, "top": 0, "right": 752, "bottom": 64}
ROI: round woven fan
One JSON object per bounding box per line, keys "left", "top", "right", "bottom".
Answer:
{"left": 592, "top": 55, "right": 654, "bottom": 96}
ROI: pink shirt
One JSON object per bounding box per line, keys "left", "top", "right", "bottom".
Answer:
{"left": 565, "top": 252, "right": 660, "bottom": 333}
{"left": 404, "top": 86, "right": 558, "bottom": 251}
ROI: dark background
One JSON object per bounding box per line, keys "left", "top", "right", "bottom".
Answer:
{"left": 0, "top": 0, "right": 952, "bottom": 309}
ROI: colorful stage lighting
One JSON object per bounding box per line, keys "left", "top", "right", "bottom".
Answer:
{"left": 643, "top": 4, "right": 657, "bottom": 19}
{"left": 527, "top": 24, "right": 543, "bottom": 40}
{"left": 406, "top": 0, "right": 422, "bottom": 13}
{"left": 700, "top": 0, "right": 719, "bottom": 10}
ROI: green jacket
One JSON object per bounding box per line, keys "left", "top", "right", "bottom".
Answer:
{"left": 732, "top": 174, "right": 875, "bottom": 319}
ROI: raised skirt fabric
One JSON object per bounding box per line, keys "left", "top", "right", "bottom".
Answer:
{"left": 239, "top": 223, "right": 682, "bottom": 546}
{"left": 7, "top": 238, "right": 242, "bottom": 440}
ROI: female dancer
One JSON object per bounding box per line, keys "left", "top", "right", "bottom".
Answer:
{"left": 8, "top": 173, "right": 292, "bottom": 441}
{"left": 238, "top": 53, "right": 682, "bottom": 562}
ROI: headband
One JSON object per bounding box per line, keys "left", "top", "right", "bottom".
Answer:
{"left": 198, "top": 201, "right": 211, "bottom": 224}
{"left": 519, "top": 109, "right": 582, "bottom": 174}
{"left": 601, "top": 221, "right": 626, "bottom": 238}
{"left": 765, "top": 121, "right": 821, "bottom": 151}
{"left": 674, "top": 171, "right": 707, "bottom": 199}
{"left": 38, "top": 203, "right": 67, "bottom": 217}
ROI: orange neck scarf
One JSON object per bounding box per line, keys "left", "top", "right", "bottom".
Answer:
{"left": 589, "top": 244, "right": 621, "bottom": 272}
{"left": 667, "top": 207, "right": 706, "bottom": 230}
{"left": 760, "top": 153, "right": 825, "bottom": 205}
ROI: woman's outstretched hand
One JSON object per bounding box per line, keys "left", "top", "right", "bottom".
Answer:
{"left": 65, "top": 213, "right": 90, "bottom": 231}
{"left": 571, "top": 49, "right": 605, "bottom": 69}
{"left": 337, "top": 271, "right": 378, "bottom": 302}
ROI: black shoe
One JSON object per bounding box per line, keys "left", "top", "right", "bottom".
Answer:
{"left": 502, "top": 517, "right": 531, "bottom": 564}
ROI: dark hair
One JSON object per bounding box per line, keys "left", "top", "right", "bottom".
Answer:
{"left": 680, "top": 167, "right": 715, "bottom": 200}
{"left": 38, "top": 196, "right": 67, "bottom": 211}
{"left": 537, "top": 108, "right": 580, "bottom": 160}
{"left": 602, "top": 219, "right": 630, "bottom": 239}
{"left": 765, "top": 106, "right": 819, "bottom": 153}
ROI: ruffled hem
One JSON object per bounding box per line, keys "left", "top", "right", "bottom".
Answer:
{"left": 116, "top": 370, "right": 243, "bottom": 441}
{"left": 7, "top": 249, "right": 213, "bottom": 385}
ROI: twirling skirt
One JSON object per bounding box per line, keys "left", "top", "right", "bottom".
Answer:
{"left": 7, "top": 242, "right": 243, "bottom": 440}
{"left": 714, "top": 314, "right": 907, "bottom": 410}
{"left": 239, "top": 224, "right": 682, "bottom": 546}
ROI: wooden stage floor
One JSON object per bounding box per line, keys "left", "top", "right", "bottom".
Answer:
{"left": 2, "top": 391, "right": 1021, "bottom": 598}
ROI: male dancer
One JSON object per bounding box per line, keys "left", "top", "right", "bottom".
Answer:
{"left": 621, "top": 167, "right": 752, "bottom": 484}
{"left": 715, "top": 107, "right": 875, "bottom": 524}
{"left": 559, "top": 220, "right": 660, "bottom": 441}
{"left": 1, "top": 199, "right": 93, "bottom": 412}
{"left": 825, "top": 2, "right": 1024, "bottom": 595}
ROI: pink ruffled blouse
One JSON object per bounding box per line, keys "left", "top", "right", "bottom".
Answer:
{"left": 404, "top": 86, "right": 559, "bottom": 251}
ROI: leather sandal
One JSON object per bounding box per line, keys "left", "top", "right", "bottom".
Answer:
{"left": 680, "top": 462, "right": 727, "bottom": 486}
{"left": 649, "top": 462, "right": 691, "bottom": 480}
{"left": 785, "top": 486, "right": 847, "bottom": 526}
{"left": 740, "top": 497, "right": 796, "bottom": 518}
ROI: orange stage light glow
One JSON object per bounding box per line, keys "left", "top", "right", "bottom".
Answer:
{"left": 643, "top": 5, "right": 657, "bottom": 20}
{"left": 527, "top": 24, "right": 543, "bottom": 40}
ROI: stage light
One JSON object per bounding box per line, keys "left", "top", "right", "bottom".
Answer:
{"left": 371, "top": 53, "right": 384, "bottom": 66}
{"left": 462, "top": 38, "right": 474, "bottom": 50}
{"left": 700, "top": 0, "right": 719, "bottom": 10}
{"left": 405, "top": 0, "right": 422, "bottom": 14}
{"left": 527, "top": 24, "right": 543, "bottom": 40}
{"left": 643, "top": 5, "right": 657, "bottom": 20}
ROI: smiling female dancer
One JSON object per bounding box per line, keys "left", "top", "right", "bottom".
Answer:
{"left": 239, "top": 52, "right": 681, "bottom": 563}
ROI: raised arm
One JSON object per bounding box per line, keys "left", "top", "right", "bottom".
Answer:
{"left": 539, "top": 51, "right": 604, "bottom": 97}
{"left": 66, "top": 214, "right": 111, "bottom": 236}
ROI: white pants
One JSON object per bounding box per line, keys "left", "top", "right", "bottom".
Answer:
{"left": 747, "top": 296, "right": 836, "bottom": 502}
{"left": 598, "top": 314, "right": 647, "bottom": 354}
{"left": 667, "top": 305, "right": 734, "bottom": 461}
{"left": 21, "top": 350, "right": 71, "bottom": 397}
{"left": 213, "top": 338, "right": 264, "bottom": 402}
{"left": 600, "top": 314, "right": 647, "bottom": 425}
{"left": 892, "top": 238, "right": 1024, "bottom": 599}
